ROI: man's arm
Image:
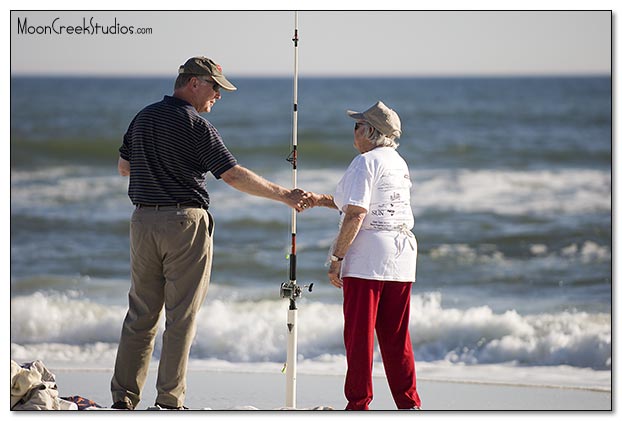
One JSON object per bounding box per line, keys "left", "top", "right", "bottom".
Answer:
{"left": 118, "top": 157, "right": 130, "bottom": 176}
{"left": 220, "top": 164, "right": 304, "bottom": 211}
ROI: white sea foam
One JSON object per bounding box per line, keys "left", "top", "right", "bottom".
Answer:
{"left": 10, "top": 291, "right": 611, "bottom": 374}
{"left": 559, "top": 241, "right": 611, "bottom": 262}
{"left": 10, "top": 167, "right": 131, "bottom": 222}
{"left": 428, "top": 243, "right": 505, "bottom": 264}
{"left": 10, "top": 167, "right": 611, "bottom": 224}
{"left": 409, "top": 168, "right": 610, "bottom": 215}
{"left": 11, "top": 167, "right": 126, "bottom": 204}
{"left": 428, "top": 241, "right": 610, "bottom": 265}
{"left": 10, "top": 291, "right": 123, "bottom": 344}
{"left": 211, "top": 166, "right": 612, "bottom": 220}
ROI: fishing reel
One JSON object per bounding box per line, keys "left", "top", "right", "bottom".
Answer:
{"left": 280, "top": 281, "right": 313, "bottom": 301}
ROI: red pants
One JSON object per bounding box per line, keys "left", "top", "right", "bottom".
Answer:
{"left": 342, "top": 277, "right": 421, "bottom": 410}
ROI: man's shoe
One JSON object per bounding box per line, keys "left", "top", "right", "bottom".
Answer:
{"left": 111, "top": 400, "right": 134, "bottom": 410}
{"left": 153, "top": 402, "right": 189, "bottom": 410}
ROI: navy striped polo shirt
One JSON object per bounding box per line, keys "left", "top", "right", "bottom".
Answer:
{"left": 119, "top": 95, "right": 238, "bottom": 208}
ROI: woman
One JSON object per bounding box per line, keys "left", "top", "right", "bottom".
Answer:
{"left": 302, "top": 101, "right": 422, "bottom": 410}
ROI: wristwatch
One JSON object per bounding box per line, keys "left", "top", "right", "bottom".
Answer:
{"left": 330, "top": 254, "right": 344, "bottom": 262}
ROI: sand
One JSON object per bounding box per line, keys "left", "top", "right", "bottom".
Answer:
{"left": 46, "top": 368, "right": 612, "bottom": 412}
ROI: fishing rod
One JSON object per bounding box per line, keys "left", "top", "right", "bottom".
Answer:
{"left": 279, "top": 11, "right": 312, "bottom": 409}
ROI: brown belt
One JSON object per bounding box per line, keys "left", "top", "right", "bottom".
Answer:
{"left": 135, "top": 203, "right": 208, "bottom": 210}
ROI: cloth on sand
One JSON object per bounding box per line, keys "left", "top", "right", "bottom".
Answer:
{"left": 10, "top": 360, "right": 100, "bottom": 410}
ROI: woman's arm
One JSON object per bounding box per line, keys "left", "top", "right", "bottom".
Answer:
{"left": 328, "top": 204, "right": 367, "bottom": 289}
{"left": 302, "top": 192, "right": 339, "bottom": 210}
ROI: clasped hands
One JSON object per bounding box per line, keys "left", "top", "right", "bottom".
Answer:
{"left": 286, "top": 188, "right": 321, "bottom": 212}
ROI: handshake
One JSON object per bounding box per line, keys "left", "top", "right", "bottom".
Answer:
{"left": 286, "top": 189, "right": 336, "bottom": 212}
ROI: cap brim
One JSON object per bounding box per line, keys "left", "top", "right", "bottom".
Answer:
{"left": 214, "top": 75, "right": 237, "bottom": 91}
{"left": 346, "top": 110, "right": 365, "bottom": 120}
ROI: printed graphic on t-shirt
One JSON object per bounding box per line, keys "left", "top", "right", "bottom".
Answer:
{"left": 366, "top": 169, "right": 413, "bottom": 231}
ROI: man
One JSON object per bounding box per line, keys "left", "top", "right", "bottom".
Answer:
{"left": 111, "top": 56, "right": 304, "bottom": 410}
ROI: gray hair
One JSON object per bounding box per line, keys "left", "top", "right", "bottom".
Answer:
{"left": 174, "top": 73, "right": 196, "bottom": 90}
{"left": 362, "top": 123, "right": 399, "bottom": 149}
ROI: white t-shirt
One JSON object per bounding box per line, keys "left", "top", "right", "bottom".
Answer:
{"left": 333, "top": 147, "right": 417, "bottom": 282}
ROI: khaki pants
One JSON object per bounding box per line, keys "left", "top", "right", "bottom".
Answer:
{"left": 111, "top": 207, "right": 214, "bottom": 408}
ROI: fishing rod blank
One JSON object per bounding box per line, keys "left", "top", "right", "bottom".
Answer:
{"left": 280, "top": 11, "right": 312, "bottom": 409}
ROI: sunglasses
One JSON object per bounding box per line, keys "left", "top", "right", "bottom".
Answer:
{"left": 355, "top": 122, "right": 366, "bottom": 130}
{"left": 199, "top": 78, "right": 220, "bottom": 92}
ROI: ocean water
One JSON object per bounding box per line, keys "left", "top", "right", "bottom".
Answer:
{"left": 10, "top": 76, "right": 611, "bottom": 390}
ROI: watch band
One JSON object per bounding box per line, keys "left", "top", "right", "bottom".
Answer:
{"left": 330, "top": 254, "right": 344, "bottom": 262}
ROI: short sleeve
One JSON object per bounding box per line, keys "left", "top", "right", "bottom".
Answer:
{"left": 119, "top": 117, "right": 135, "bottom": 161}
{"left": 334, "top": 156, "right": 374, "bottom": 212}
{"left": 197, "top": 122, "right": 238, "bottom": 179}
